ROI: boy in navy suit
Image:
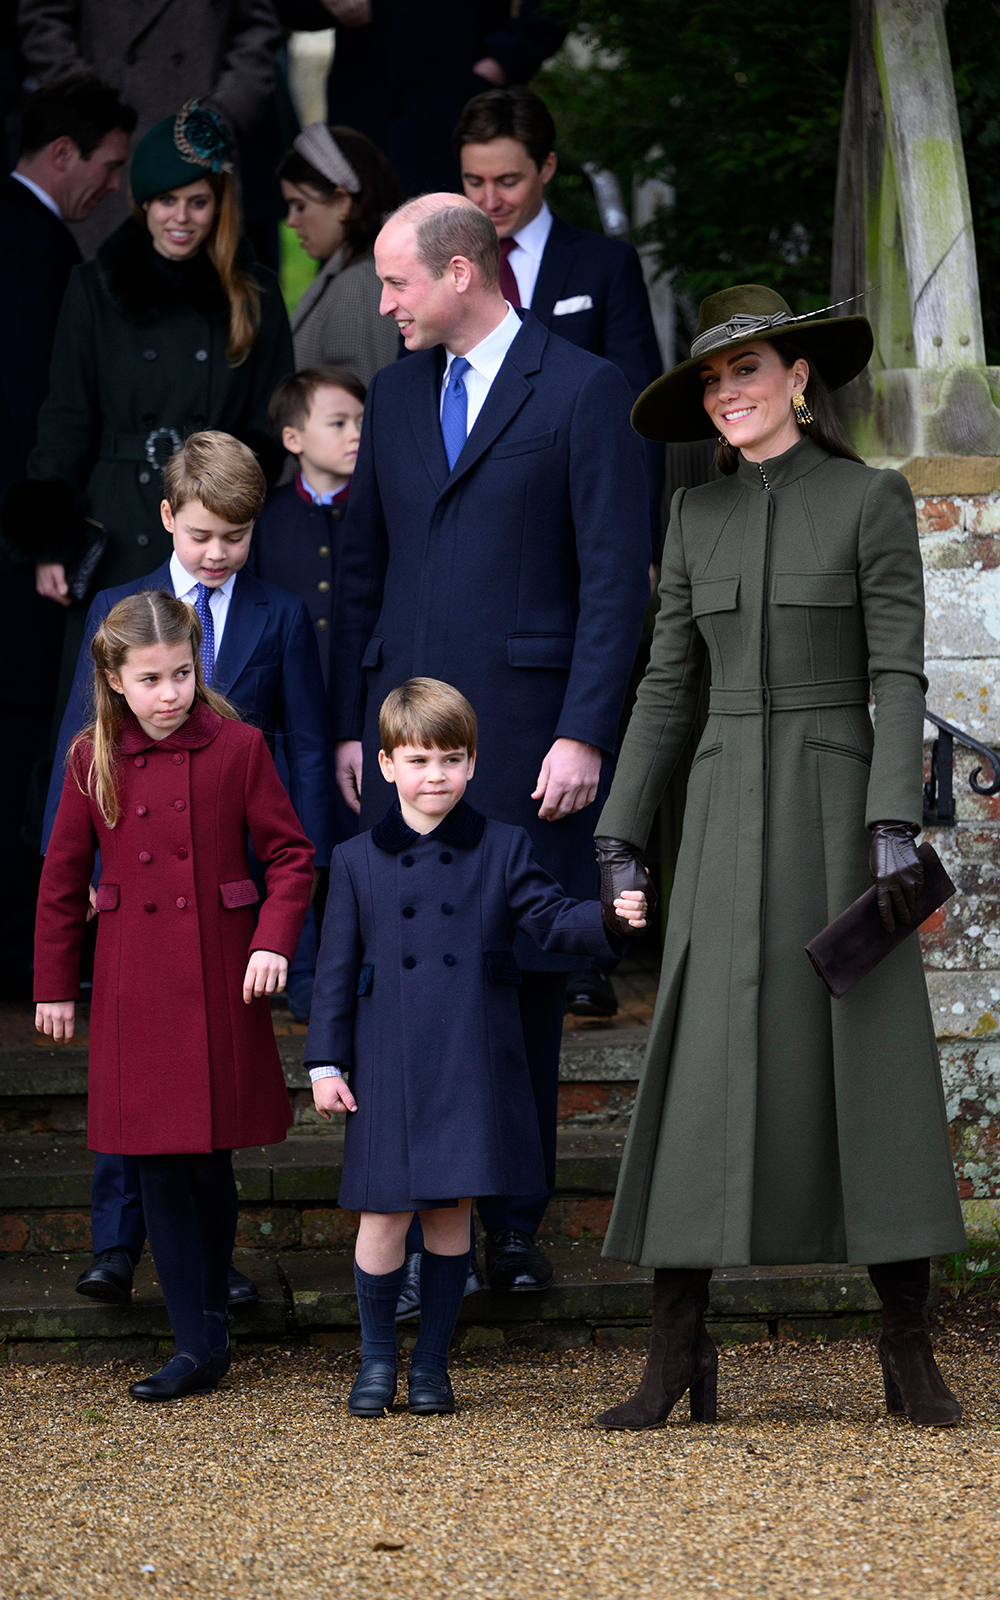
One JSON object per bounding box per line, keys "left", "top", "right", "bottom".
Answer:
{"left": 44, "top": 431, "right": 332, "bottom": 1307}
{"left": 306, "top": 678, "right": 646, "bottom": 1417}
{"left": 252, "top": 366, "right": 366, "bottom": 690}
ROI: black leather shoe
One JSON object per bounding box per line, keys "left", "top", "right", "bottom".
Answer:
{"left": 129, "top": 1354, "right": 218, "bottom": 1403}
{"left": 565, "top": 968, "right": 618, "bottom": 1018}
{"left": 485, "top": 1230, "right": 554, "bottom": 1292}
{"left": 395, "top": 1252, "right": 486, "bottom": 1321}
{"left": 347, "top": 1359, "right": 398, "bottom": 1417}
{"left": 75, "top": 1248, "right": 134, "bottom": 1304}
{"left": 408, "top": 1365, "right": 455, "bottom": 1415}
{"left": 227, "top": 1265, "right": 259, "bottom": 1306}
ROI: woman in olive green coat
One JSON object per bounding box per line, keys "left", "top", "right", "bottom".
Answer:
{"left": 593, "top": 285, "right": 966, "bottom": 1433}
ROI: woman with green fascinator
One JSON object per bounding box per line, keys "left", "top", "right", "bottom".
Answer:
{"left": 592, "top": 284, "right": 967, "bottom": 1432}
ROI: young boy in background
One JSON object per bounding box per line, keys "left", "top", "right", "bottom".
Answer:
{"left": 305, "top": 677, "right": 646, "bottom": 1418}
{"left": 252, "top": 365, "right": 366, "bottom": 689}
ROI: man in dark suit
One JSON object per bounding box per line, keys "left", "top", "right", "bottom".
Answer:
{"left": 333, "top": 195, "right": 649, "bottom": 1295}
{"left": 455, "top": 85, "right": 665, "bottom": 1019}
{"left": 0, "top": 75, "right": 135, "bottom": 998}
{"left": 43, "top": 436, "right": 332, "bottom": 1307}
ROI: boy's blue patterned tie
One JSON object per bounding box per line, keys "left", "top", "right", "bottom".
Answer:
{"left": 194, "top": 583, "right": 215, "bottom": 683}
{"left": 440, "top": 356, "right": 471, "bottom": 471}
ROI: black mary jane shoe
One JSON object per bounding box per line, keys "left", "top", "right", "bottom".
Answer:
{"left": 128, "top": 1354, "right": 218, "bottom": 1403}
{"left": 484, "top": 1230, "right": 554, "bottom": 1292}
{"left": 408, "top": 1365, "right": 455, "bottom": 1415}
{"left": 75, "top": 1248, "right": 135, "bottom": 1305}
{"left": 227, "top": 1265, "right": 259, "bottom": 1306}
{"left": 347, "top": 1360, "right": 398, "bottom": 1417}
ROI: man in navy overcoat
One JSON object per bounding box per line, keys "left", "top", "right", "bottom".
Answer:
{"left": 332, "top": 193, "right": 649, "bottom": 1292}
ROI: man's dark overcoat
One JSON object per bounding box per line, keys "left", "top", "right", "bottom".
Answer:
{"left": 304, "top": 801, "right": 618, "bottom": 1211}
{"left": 34, "top": 703, "right": 314, "bottom": 1155}
{"left": 598, "top": 437, "right": 967, "bottom": 1270}
{"left": 332, "top": 311, "right": 650, "bottom": 972}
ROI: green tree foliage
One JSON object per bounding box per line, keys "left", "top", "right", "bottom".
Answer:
{"left": 947, "top": 0, "right": 1000, "bottom": 364}
{"left": 540, "top": 2, "right": 851, "bottom": 335}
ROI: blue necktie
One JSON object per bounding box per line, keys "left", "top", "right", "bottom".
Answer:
{"left": 440, "top": 356, "right": 471, "bottom": 471}
{"left": 194, "top": 583, "right": 215, "bottom": 683}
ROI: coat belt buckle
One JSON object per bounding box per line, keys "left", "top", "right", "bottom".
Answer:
{"left": 144, "top": 426, "right": 183, "bottom": 470}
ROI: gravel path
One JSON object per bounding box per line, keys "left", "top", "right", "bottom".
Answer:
{"left": 2, "top": 1313, "right": 999, "bottom": 1600}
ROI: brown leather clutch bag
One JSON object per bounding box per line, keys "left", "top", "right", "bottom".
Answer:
{"left": 805, "top": 842, "right": 955, "bottom": 999}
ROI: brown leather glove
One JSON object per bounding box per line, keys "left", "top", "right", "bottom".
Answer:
{"left": 869, "top": 821, "right": 923, "bottom": 933}
{"left": 595, "top": 836, "right": 657, "bottom": 940}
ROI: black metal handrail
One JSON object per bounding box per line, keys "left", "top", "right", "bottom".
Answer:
{"left": 923, "top": 709, "right": 1000, "bottom": 826}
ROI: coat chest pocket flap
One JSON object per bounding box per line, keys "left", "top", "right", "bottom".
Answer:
{"left": 691, "top": 575, "right": 740, "bottom": 618}
{"left": 220, "top": 879, "right": 260, "bottom": 909}
{"left": 357, "top": 964, "right": 374, "bottom": 997}
{"left": 94, "top": 883, "right": 119, "bottom": 911}
{"left": 484, "top": 949, "right": 522, "bottom": 985}
{"left": 491, "top": 429, "right": 557, "bottom": 459}
{"left": 772, "top": 571, "right": 857, "bottom": 607}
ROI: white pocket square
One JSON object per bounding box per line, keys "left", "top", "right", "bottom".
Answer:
{"left": 552, "top": 295, "right": 593, "bottom": 315}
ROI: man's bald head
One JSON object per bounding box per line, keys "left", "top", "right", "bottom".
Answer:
{"left": 381, "top": 192, "right": 500, "bottom": 292}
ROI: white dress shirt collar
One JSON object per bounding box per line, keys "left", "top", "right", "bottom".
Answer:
{"left": 169, "top": 551, "right": 238, "bottom": 662}
{"left": 511, "top": 200, "right": 553, "bottom": 262}
{"left": 440, "top": 303, "right": 523, "bottom": 437}
{"left": 11, "top": 170, "right": 63, "bottom": 220}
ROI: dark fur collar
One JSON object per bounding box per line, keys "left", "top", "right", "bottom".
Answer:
{"left": 95, "top": 216, "right": 230, "bottom": 326}
{"left": 372, "top": 798, "right": 487, "bottom": 854}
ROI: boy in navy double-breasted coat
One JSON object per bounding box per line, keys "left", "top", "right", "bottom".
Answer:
{"left": 304, "top": 678, "right": 646, "bottom": 1418}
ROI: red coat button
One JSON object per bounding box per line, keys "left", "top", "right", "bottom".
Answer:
{"left": 136, "top": 805, "right": 147, "bottom": 817}
{"left": 177, "top": 847, "right": 188, "bottom": 860}
{"left": 173, "top": 753, "right": 184, "bottom": 765}
{"left": 144, "top": 902, "right": 156, "bottom": 913}
{"left": 139, "top": 851, "right": 152, "bottom": 864}
{"left": 174, "top": 800, "right": 186, "bottom": 811}
{"left": 176, "top": 897, "right": 187, "bottom": 909}
{"left": 134, "top": 756, "right": 145, "bottom": 768}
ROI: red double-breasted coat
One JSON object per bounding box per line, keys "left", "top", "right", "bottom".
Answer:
{"left": 34, "top": 702, "right": 315, "bottom": 1155}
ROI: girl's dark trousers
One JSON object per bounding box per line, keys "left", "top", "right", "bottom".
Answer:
{"left": 133, "top": 1150, "right": 238, "bottom": 1363}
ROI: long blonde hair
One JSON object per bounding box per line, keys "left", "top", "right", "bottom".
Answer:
{"left": 71, "top": 590, "right": 239, "bottom": 828}
{"left": 133, "top": 170, "right": 261, "bottom": 364}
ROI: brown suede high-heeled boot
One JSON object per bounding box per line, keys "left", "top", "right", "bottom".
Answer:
{"left": 868, "top": 1258, "right": 961, "bottom": 1427}
{"left": 592, "top": 1268, "right": 717, "bottom": 1430}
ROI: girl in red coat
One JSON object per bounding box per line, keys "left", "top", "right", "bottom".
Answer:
{"left": 34, "top": 591, "right": 314, "bottom": 1402}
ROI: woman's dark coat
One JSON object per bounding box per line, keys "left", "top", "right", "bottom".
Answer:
{"left": 15, "top": 218, "right": 292, "bottom": 593}
{"left": 34, "top": 704, "right": 314, "bottom": 1155}
{"left": 303, "top": 801, "right": 617, "bottom": 1211}
{"left": 598, "top": 437, "right": 966, "bottom": 1270}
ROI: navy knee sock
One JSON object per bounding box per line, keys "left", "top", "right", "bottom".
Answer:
{"left": 412, "top": 1250, "right": 470, "bottom": 1372}
{"left": 355, "top": 1261, "right": 406, "bottom": 1365}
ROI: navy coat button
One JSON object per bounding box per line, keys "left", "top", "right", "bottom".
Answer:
{"left": 440, "top": 851, "right": 452, "bottom": 863}
{"left": 318, "top": 545, "right": 330, "bottom": 558}
{"left": 174, "top": 800, "right": 186, "bottom": 811}
{"left": 137, "top": 534, "right": 149, "bottom": 547}
{"left": 143, "top": 349, "right": 157, "bottom": 360}
{"left": 138, "top": 471, "right": 151, "bottom": 484}
{"left": 402, "top": 905, "right": 415, "bottom": 918}
{"left": 136, "top": 805, "right": 147, "bottom": 816}
{"left": 139, "top": 851, "right": 152, "bottom": 864}
{"left": 176, "top": 897, "right": 187, "bottom": 909}
{"left": 177, "top": 847, "right": 188, "bottom": 860}
{"left": 441, "top": 902, "right": 454, "bottom": 914}
{"left": 195, "top": 349, "right": 208, "bottom": 361}
{"left": 173, "top": 753, "right": 184, "bottom": 764}
{"left": 144, "top": 902, "right": 156, "bottom": 913}
{"left": 134, "top": 757, "right": 145, "bottom": 768}
{"left": 401, "top": 854, "right": 414, "bottom": 867}
{"left": 402, "top": 955, "right": 416, "bottom": 969}
{"left": 443, "top": 953, "right": 456, "bottom": 966}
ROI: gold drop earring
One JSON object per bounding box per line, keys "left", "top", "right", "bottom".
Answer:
{"left": 792, "top": 392, "right": 814, "bottom": 426}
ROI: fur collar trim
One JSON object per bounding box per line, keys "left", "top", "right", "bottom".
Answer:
{"left": 95, "top": 217, "right": 230, "bottom": 326}
{"left": 371, "top": 798, "right": 487, "bottom": 853}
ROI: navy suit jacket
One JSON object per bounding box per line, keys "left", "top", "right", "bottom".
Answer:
{"left": 43, "top": 563, "right": 333, "bottom": 865}
{"left": 332, "top": 311, "right": 649, "bottom": 969}
{"left": 529, "top": 213, "right": 664, "bottom": 547}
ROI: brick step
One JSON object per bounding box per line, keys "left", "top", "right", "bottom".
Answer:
{"left": 0, "top": 1247, "right": 887, "bottom": 1363}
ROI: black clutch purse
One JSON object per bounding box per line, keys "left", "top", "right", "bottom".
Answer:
{"left": 805, "top": 842, "right": 955, "bottom": 999}
{"left": 64, "top": 518, "right": 107, "bottom": 603}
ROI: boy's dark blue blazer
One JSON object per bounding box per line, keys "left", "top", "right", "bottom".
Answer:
{"left": 42, "top": 562, "right": 334, "bottom": 864}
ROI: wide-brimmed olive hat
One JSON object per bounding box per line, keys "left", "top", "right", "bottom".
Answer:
{"left": 632, "top": 284, "right": 874, "bottom": 443}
